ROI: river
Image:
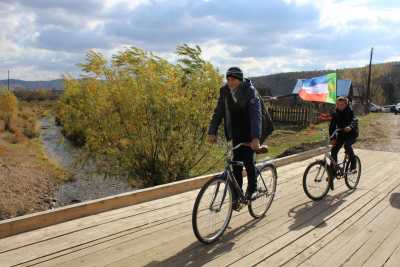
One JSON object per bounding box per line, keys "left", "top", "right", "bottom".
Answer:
{"left": 39, "top": 116, "right": 133, "bottom": 207}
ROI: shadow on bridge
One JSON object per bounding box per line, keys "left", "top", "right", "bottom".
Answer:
{"left": 390, "top": 192, "right": 400, "bottom": 209}
{"left": 288, "top": 189, "right": 354, "bottom": 230}
{"left": 143, "top": 215, "right": 264, "bottom": 267}
{"left": 143, "top": 189, "right": 355, "bottom": 267}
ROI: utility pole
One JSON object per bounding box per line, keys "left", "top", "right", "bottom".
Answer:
{"left": 366, "top": 47, "right": 373, "bottom": 104}
{"left": 7, "top": 70, "right": 10, "bottom": 90}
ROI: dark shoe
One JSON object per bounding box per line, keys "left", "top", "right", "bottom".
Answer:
{"left": 350, "top": 163, "right": 357, "bottom": 172}
{"left": 232, "top": 201, "right": 241, "bottom": 212}
{"left": 330, "top": 178, "right": 334, "bottom": 190}
{"left": 330, "top": 164, "right": 337, "bottom": 177}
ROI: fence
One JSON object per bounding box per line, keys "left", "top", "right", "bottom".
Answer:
{"left": 265, "top": 101, "right": 322, "bottom": 126}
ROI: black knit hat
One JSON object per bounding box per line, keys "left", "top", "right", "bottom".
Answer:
{"left": 226, "top": 67, "right": 243, "bottom": 81}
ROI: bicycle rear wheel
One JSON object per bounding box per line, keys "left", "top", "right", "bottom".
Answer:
{"left": 303, "top": 160, "right": 331, "bottom": 201}
{"left": 345, "top": 155, "right": 361, "bottom": 189}
{"left": 248, "top": 164, "right": 277, "bottom": 219}
{"left": 192, "top": 175, "right": 233, "bottom": 244}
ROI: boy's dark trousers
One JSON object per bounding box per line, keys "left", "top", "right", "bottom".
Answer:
{"left": 331, "top": 137, "right": 356, "bottom": 169}
{"left": 232, "top": 145, "right": 257, "bottom": 200}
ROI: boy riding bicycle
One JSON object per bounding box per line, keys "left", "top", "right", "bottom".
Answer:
{"left": 329, "top": 96, "right": 359, "bottom": 172}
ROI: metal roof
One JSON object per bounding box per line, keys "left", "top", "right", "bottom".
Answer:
{"left": 336, "top": 79, "right": 352, "bottom": 97}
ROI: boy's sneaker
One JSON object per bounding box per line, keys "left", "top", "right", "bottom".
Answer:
{"left": 246, "top": 191, "right": 258, "bottom": 202}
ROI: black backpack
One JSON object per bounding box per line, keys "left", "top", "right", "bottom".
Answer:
{"left": 257, "top": 92, "right": 274, "bottom": 144}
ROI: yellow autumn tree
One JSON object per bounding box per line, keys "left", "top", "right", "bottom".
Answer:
{"left": 0, "top": 89, "right": 18, "bottom": 131}
{"left": 57, "top": 45, "right": 222, "bottom": 186}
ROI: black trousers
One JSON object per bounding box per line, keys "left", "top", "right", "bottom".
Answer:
{"left": 232, "top": 145, "right": 257, "bottom": 197}
{"left": 331, "top": 137, "right": 356, "bottom": 169}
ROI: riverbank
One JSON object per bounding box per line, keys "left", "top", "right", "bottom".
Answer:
{"left": 0, "top": 101, "right": 67, "bottom": 220}
{"left": 40, "top": 116, "right": 133, "bottom": 206}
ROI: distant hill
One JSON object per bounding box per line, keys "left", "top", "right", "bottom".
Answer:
{"left": 251, "top": 61, "right": 400, "bottom": 105}
{"left": 0, "top": 79, "right": 64, "bottom": 91}
{"left": 2, "top": 61, "right": 400, "bottom": 105}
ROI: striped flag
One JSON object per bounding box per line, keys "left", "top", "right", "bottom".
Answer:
{"left": 298, "top": 73, "right": 337, "bottom": 104}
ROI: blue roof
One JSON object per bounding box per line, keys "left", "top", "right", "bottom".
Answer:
{"left": 336, "top": 79, "right": 352, "bottom": 96}
{"left": 292, "top": 79, "right": 352, "bottom": 97}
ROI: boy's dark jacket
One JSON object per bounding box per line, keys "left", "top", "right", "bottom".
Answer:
{"left": 329, "top": 106, "right": 359, "bottom": 139}
{"left": 208, "top": 79, "right": 262, "bottom": 143}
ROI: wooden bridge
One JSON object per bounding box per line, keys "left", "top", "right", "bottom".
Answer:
{"left": 1, "top": 148, "right": 400, "bottom": 266}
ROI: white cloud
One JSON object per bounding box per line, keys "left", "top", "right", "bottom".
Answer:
{"left": 314, "top": 0, "right": 400, "bottom": 31}
{"left": 0, "top": 0, "right": 399, "bottom": 80}
{"left": 103, "top": 0, "right": 149, "bottom": 10}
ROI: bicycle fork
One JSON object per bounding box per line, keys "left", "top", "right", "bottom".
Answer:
{"left": 209, "top": 174, "right": 232, "bottom": 212}
{"left": 209, "top": 182, "right": 222, "bottom": 212}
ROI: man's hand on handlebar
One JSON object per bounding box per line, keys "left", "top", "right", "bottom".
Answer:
{"left": 250, "top": 138, "right": 260, "bottom": 151}
{"left": 248, "top": 139, "right": 268, "bottom": 154}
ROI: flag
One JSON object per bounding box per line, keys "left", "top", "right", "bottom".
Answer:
{"left": 298, "top": 73, "right": 337, "bottom": 104}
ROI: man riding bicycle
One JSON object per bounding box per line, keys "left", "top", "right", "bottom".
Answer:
{"left": 329, "top": 96, "right": 359, "bottom": 172}
{"left": 207, "top": 67, "right": 262, "bottom": 209}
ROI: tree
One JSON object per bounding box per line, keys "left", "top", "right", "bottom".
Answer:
{"left": 0, "top": 89, "right": 18, "bottom": 131}
{"left": 57, "top": 45, "right": 223, "bottom": 187}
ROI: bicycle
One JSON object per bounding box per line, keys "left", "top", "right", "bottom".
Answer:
{"left": 303, "top": 128, "right": 362, "bottom": 201}
{"left": 192, "top": 142, "right": 277, "bottom": 244}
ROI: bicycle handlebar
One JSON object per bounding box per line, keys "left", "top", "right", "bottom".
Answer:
{"left": 232, "top": 143, "right": 269, "bottom": 154}
{"left": 330, "top": 128, "right": 343, "bottom": 139}
{"left": 232, "top": 143, "right": 249, "bottom": 150}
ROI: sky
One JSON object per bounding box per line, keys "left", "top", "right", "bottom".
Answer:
{"left": 0, "top": 0, "right": 399, "bottom": 81}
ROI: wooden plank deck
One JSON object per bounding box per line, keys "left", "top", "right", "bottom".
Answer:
{"left": 0, "top": 148, "right": 399, "bottom": 267}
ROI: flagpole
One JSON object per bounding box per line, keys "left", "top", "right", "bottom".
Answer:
{"left": 335, "top": 68, "right": 338, "bottom": 100}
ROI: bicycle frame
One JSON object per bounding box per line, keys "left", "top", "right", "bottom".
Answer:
{"left": 308, "top": 128, "right": 350, "bottom": 185}
{"left": 324, "top": 128, "right": 352, "bottom": 176}
{"left": 210, "top": 143, "right": 270, "bottom": 211}
{"left": 321, "top": 152, "right": 348, "bottom": 178}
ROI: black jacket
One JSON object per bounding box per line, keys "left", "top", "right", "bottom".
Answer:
{"left": 208, "top": 79, "right": 261, "bottom": 142}
{"left": 329, "top": 106, "right": 359, "bottom": 140}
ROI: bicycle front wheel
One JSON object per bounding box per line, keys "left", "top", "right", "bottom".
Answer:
{"left": 248, "top": 164, "right": 277, "bottom": 219}
{"left": 192, "top": 175, "right": 233, "bottom": 244}
{"left": 303, "top": 160, "right": 331, "bottom": 201}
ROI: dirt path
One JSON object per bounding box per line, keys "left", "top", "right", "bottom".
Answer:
{"left": 356, "top": 113, "right": 400, "bottom": 152}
